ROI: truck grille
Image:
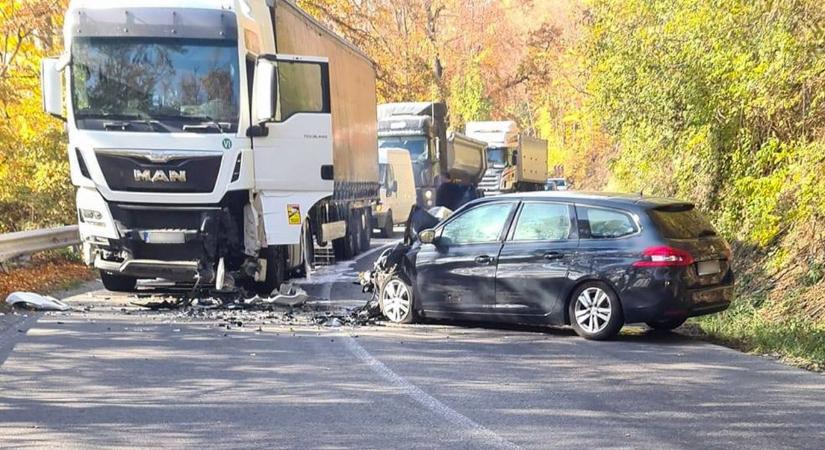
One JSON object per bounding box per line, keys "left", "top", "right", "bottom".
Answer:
{"left": 96, "top": 153, "right": 222, "bottom": 193}
{"left": 478, "top": 168, "right": 503, "bottom": 196}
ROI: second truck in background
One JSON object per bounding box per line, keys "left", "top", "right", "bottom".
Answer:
{"left": 377, "top": 102, "right": 487, "bottom": 211}
{"left": 467, "top": 121, "right": 548, "bottom": 195}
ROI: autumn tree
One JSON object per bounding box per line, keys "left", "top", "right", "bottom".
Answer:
{"left": 0, "top": 0, "right": 71, "bottom": 232}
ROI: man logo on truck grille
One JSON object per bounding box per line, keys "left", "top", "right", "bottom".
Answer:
{"left": 287, "top": 205, "right": 302, "bottom": 226}
{"left": 134, "top": 169, "right": 187, "bottom": 183}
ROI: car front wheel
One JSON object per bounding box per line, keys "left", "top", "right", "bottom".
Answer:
{"left": 569, "top": 282, "right": 624, "bottom": 340}
{"left": 380, "top": 276, "right": 416, "bottom": 324}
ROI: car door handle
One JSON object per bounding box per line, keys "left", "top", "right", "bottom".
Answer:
{"left": 543, "top": 252, "right": 564, "bottom": 260}
{"left": 475, "top": 255, "right": 495, "bottom": 265}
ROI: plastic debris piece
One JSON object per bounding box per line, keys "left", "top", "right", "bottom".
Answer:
{"left": 4, "top": 292, "right": 71, "bottom": 312}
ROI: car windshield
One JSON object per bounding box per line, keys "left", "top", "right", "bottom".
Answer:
{"left": 379, "top": 137, "right": 428, "bottom": 163}
{"left": 487, "top": 147, "right": 507, "bottom": 165}
{"left": 71, "top": 37, "right": 241, "bottom": 133}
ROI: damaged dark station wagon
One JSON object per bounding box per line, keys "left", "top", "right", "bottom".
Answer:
{"left": 368, "top": 192, "right": 734, "bottom": 340}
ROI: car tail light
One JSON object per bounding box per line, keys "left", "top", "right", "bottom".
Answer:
{"left": 633, "top": 246, "right": 695, "bottom": 268}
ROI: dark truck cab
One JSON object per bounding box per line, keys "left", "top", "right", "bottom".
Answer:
{"left": 377, "top": 102, "right": 486, "bottom": 211}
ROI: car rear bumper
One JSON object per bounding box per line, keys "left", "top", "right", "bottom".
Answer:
{"left": 620, "top": 274, "right": 734, "bottom": 324}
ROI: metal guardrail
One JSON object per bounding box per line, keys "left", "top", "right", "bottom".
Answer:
{"left": 0, "top": 226, "right": 81, "bottom": 263}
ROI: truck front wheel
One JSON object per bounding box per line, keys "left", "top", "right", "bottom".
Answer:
{"left": 255, "top": 247, "right": 286, "bottom": 297}
{"left": 99, "top": 271, "right": 138, "bottom": 293}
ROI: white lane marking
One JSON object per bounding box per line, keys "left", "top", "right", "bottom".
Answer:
{"left": 342, "top": 335, "right": 521, "bottom": 450}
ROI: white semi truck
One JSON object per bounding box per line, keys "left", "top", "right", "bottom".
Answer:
{"left": 466, "top": 121, "right": 548, "bottom": 195}
{"left": 40, "top": 0, "right": 379, "bottom": 294}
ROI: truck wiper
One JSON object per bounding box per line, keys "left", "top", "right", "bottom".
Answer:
{"left": 74, "top": 113, "right": 159, "bottom": 131}
{"left": 102, "top": 119, "right": 161, "bottom": 131}
{"left": 180, "top": 115, "right": 231, "bottom": 134}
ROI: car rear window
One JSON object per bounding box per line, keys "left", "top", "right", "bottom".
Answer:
{"left": 648, "top": 205, "right": 718, "bottom": 239}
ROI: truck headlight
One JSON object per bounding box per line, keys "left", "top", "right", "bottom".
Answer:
{"left": 79, "top": 208, "right": 105, "bottom": 226}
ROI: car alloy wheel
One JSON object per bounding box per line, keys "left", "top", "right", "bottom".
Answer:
{"left": 574, "top": 287, "right": 613, "bottom": 334}
{"left": 381, "top": 278, "right": 413, "bottom": 323}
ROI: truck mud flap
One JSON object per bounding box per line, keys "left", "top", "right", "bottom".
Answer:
{"left": 320, "top": 220, "right": 347, "bottom": 242}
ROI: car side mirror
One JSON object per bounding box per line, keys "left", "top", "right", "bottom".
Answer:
{"left": 41, "top": 57, "right": 65, "bottom": 120}
{"left": 419, "top": 228, "right": 437, "bottom": 244}
{"left": 252, "top": 57, "right": 278, "bottom": 125}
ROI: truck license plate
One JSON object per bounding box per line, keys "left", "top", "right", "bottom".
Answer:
{"left": 697, "top": 260, "right": 721, "bottom": 276}
{"left": 141, "top": 231, "right": 186, "bottom": 245}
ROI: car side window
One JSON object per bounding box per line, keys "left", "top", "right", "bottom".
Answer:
{"left": 513, "top": 202, "right": 571, "bottom": 241}
{"left": 441, "top": 202, "right": 515, "bottom": 245}
{"left": 578, "top": 206, "right": 638, "bottom": 239}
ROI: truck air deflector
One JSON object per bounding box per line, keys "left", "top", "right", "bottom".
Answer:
{"left": 71, "top": 8, "right": 238, "bottom": 40}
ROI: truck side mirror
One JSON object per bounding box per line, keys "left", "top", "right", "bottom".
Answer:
{"left": 252, "top": 58, "right": 278, "bottom": 125}
{"left": 41, "top": 58, "right": 65, "bottom": 120}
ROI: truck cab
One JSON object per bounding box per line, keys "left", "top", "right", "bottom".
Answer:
{"left": 377, "top": 102, "right": 487, "bottom": 211}
{"left": 466, "top": 121, "right": 548, "bottom": 195}
{"left": 377, "top": 102, "right": 446, "bottom": 208}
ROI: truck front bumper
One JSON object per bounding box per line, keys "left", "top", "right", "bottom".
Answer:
{"left": 95, "top": 257, "right": 201, "bottom": 282}
{"left": 83, "top": 192, "right": 248, "bottom": 283}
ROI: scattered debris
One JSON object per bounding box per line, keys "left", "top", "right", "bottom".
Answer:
{"left": 4, "top": 292, "right": 71, "bottom": 312}
{"left": 243, "top": 284, "right": 309, "bottom": 308}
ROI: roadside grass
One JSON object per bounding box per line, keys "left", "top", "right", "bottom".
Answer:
{"left": 0, "top": 250, "right": 96, "bottom": 305}
{"left": 690, "top": 298, "right": 825, "bottom": 373}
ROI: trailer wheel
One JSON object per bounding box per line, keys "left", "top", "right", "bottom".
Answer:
{"left": 360, "top": 208, "right": 372, "bottom": 252}
{"left": 255, "top": 247, "right": 285, "bottom": 297}
{"left": 333, "top": 212, "right": 357, "bottom": 260}
{"left": 380, "top": 210, "right": 394, "bottom": 238}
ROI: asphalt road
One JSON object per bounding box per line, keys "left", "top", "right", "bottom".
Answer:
{"left": 1, "top": 237, "right": 823, "bottom": 449}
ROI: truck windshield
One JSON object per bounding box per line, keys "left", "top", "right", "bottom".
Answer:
{"left": 487, "top": 147, "right": 507, "bottom": 165}
{"left": 71, "top": 37, "right": 241, "bottom": 133}
{"left": 379, "top": 137, "right": 428, "bottom": 163}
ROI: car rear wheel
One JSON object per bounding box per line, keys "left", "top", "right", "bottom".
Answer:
{"left": 99, "top": 271, "right": 137, "bottom": 293}
{"left": 569, "top": 282, "right": 624, "bottom": 340}
{"left": 380, "top": 276, "right": 416, "bottom": 324}
{"left": 646, "top": 317, "right": 687, "bottom": 331}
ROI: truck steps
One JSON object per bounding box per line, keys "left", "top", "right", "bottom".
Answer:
{"left": 313, "top": 242, "right": 336, "bottom": 266}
